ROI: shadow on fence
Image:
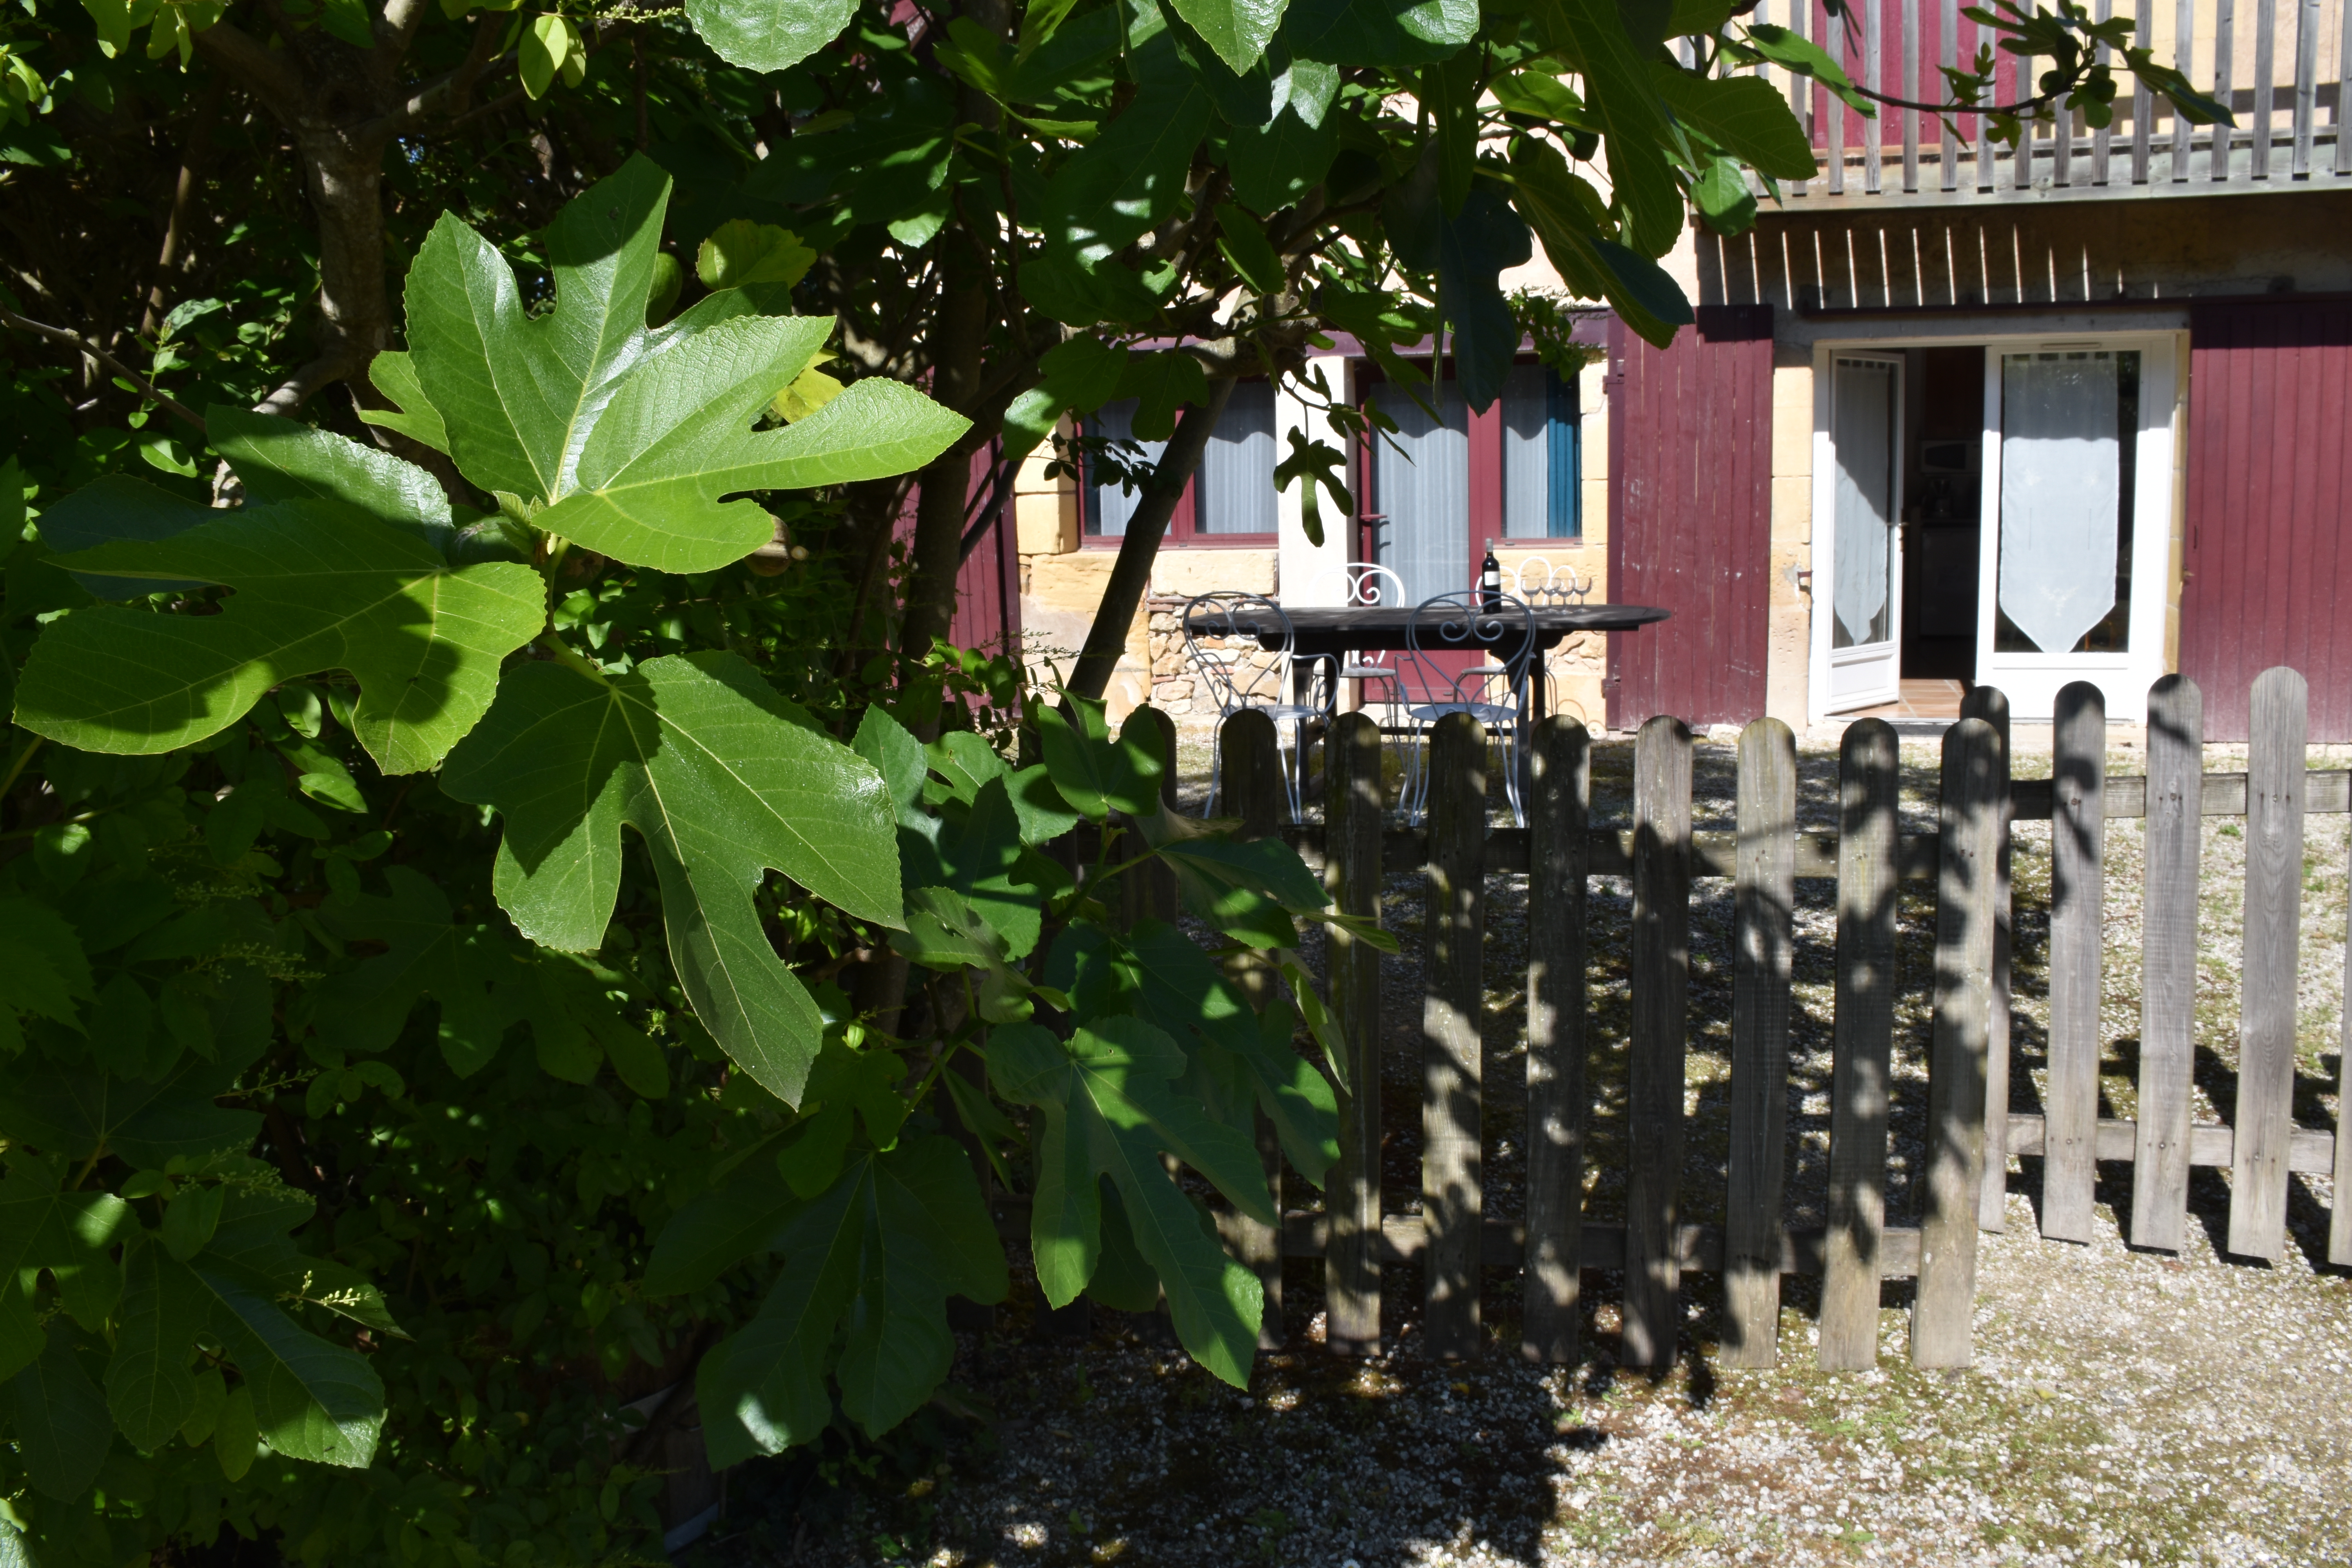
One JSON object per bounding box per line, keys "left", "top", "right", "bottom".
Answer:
{"left": 1132, "top": 664, "right": 2350, "bottom": 1372}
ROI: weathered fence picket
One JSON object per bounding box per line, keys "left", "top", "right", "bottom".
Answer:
{"left": 1322, "top": 711, "right": 1386, "bottom": 1353}
{"left": 1822, "top": 719, "right": 1899, "bottom": 1370}
{"left": 1915, "top": 717, "right": 2002, "bottom": 1368}
{"left": 2134, "top": 675, "right": 2202, "bottom": 1252}
{"left": 1523, "top": 716, "right": 1591, "bottom": 1364}
{"left": 1090, "top": 662, "right": 2351, "bottom": 1371}
{"left": 2044, "top": 682, "right": 2107, "bottom": 1244}
{"left": 1721, "top": 719, "right": 1795, "bottom": 1369}
{"left": 2230, "top": 667, "right": 2307, "bottom": 1261}
{"left": 1625, "top": 716, "right": 1693, "bottom": 1372}
{"left": 1218, "top": 709, "right": 1288, "bottom": 1344}
{"left": 1958, "top": 685, "right": 2014, "bottom": 1234}
{"left": 1421, "top": 713, "right": 1487, "bottom": 1358}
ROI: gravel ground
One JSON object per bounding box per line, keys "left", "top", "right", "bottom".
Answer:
{"left": 695, "top": 730, "right": 2352, "bottom": 1568}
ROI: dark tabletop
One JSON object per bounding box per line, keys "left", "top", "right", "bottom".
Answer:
{"left": 1234, "top": 603, "right": 1672, "bottom": 655}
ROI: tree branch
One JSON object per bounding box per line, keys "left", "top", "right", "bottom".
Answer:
{"left": 190, "top": 18, "right": 304, "bottom": 111}
{"left": 1069, "top": 377, "right": 1236, "bottom": 701}
{"left": 254, "top": 350, "right": 355, "bottom": 416}
{"left": 377, "top": 0, "right": 435, "bottom": 57}
{"left": 0, "top": 307, "right": 207, "bottom": 432}
{"left": 371, "top": 21, "right": 513, "bottom": 137}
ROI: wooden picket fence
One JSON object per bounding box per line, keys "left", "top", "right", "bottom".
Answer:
{"left": 1163, "top": 664, "right": 2350, "bottom": 1372}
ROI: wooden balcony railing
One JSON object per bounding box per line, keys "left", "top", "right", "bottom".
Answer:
{"left": 1728, "top": 0, "right": 2349, "bottom": 202}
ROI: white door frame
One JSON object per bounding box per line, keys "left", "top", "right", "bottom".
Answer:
{"left": 1811, "top": 352, "right": 1907, "bottom": 716}
{"left": 1976, "top": 332, "right": 2178, "bottom": 723}
{"left": 1805, "top": 322, "right": 2183, "bottom": 726}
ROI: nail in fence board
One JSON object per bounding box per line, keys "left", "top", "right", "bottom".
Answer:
{"left": 1915, "top": 719, "right": 2002, "bottom": 1368}
{"left": 1624, "top": 715, "right": 1693, "bottom": 1372}
{"left": 1421, "top": 713, "right": 1488, "bottom": 1357}
{"left": 1218, "top": 710, "right": 1288, "bottom": 1343}
{"left": 1323, "top": 711, "right": 1387, "bottom": 1353}
{"left": 1960, "top": 685, "right": 2014, "bottom": 1233}
{"left": 2042, "top": 682, "right": 2107, "bottom": 1245}
{"left": 2229, "top": 668, "right": 2307, "bottom": 1261}
{"left": 1722, "top": 719, "right": 1797, "bottom": 1369}
{"left": 2133, "top": 676, "right": 2203, "bottom": 1252}
{"left": 1523, "top": 717, "right": 1591, "bottom": 1363}
{"left": 1822, "top": 719, "right": 1899, "bottom": 1370}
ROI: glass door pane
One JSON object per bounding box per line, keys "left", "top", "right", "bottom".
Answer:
{"left": 1368, "top": 380, "right": 1469, "bottom": 605}
{"left": 1994, "top": 351, "right": 2138, "bottom": 654}
{"left": 1831, "top": 356, "right": 1899, "bottom": 650}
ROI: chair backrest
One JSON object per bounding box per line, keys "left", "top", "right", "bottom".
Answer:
{"left": 1180, "top": 592, "right": 1294, "bottom": 713}
{"left": 1306, "top": 560, "right": 1408, "bottom": 609}
{"left": 1398, "top": 592, "right": 1536, "bottom": 709}
{"left": 1511, "top": 557, "right": 1593, "bottom": 606}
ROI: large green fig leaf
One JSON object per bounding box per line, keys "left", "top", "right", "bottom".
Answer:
{"left": 8, "top": 1328, "right": 111, "bottom": 1500}
{"left": 0, "top": 1162, "right": 131, "bottom": 1378}
{"left": 12, "top": 497, "right": 544, "bottom": 774}
{"left": 679, "top": 1135, "right": 1005, "bottom": 1463}
{"left": 986, "top": 1015, "right": 1272, "bottom": 1386}
{"left": 439, "top": 652, "right": 901, "bottom": 1107}
{"left": 96, "top": 1196, "right": 385, "bottom": 1471}
{"left": 683, "top": 0, "right": 856, "bottom": 73}
{"left": 405, "top": 153, "right": 968, "bottom": 574}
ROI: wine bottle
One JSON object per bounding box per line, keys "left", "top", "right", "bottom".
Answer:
{"left": 1480, "top": 539, "right": 1502, "bottom": 610}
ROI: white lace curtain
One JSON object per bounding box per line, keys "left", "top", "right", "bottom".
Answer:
{"left": 1998, "top": 353, "right": 2122, "bottom": 654}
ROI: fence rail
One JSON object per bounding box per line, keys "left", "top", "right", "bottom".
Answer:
{"left": 1092, "top": 665, "right": 2352, "bottom": 1371}
{"left": 1738, "top": 0, "right": 2352, "bottom": 202}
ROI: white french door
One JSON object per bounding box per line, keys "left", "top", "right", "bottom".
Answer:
{"left": 1815, "top": 353, "right": 1906, "bottom": 713}
{"left": 1975, "top": 336, "right": 2176, "bottom": 721}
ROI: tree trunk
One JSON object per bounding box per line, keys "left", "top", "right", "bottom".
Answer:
{"left": 1068, "top": 377, "right": 1235, "bottom": 702}
{"left": 893, "top": 230, "right": 993, "bottom": 697}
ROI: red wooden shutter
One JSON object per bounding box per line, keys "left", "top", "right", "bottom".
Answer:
{"left": 2182, "top": 301, "right": 2352, "bottom": 742}
{"left": 1606, "top": 304, "right": 1776, "bottom": 731}
{"left": 949, "top": 443, "right": 1023, "bottom": 658}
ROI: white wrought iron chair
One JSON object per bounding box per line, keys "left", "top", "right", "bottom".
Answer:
{"left": 1301, "top": 561, "right": 1408, "bottom": 716}
{"left": 1181, "top": 591, "right": 1319, "bottom": 821}
{"left": 1394, "top": 591, "right": 1538, "bottom": 827}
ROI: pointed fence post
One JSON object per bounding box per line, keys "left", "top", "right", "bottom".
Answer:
{"left": 2043, "top": 681, "right": 2107, "bottom": 1244}
{"left": 1722, "top": 718, "right": 1796, "bottom": 1370}
{"left": 2133, "top": 675, "right": 2202, "bottom": 1252}
{"left": 1219, "top": 708, "right": 1288, "bottom": 1345}
{"left": 1624, "top": 714, "right": 1692, "bottom": 1373}
{"left": 1523, "top": 715, "right": 1590, "bottom": 1364}
{"left": 2230, "top": 668, "right": 2307, "bottom": 1261}
{"left": 1323, "top": 710, "right": 1387, "bottom": 1354}
{"left": 1422, "top": 711, "right": 1488, "bottom": 1359}
{"left": 1822, "top": 718, "right": 1898, "bottom": 1370}
{"left": 1959, "top": 685, "right": 2014, "bottom": 1232}
{"left": 1915, "top": 717, "right": 2002, "bottom": 1368}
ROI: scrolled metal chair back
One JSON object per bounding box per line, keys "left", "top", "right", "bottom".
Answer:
{"left": 1400, "top": 591, "right": 1536, "bottom": 707}
{"left": 1310, "top": 560, "right": 1407, "bottom": 609}
{"left": 1180, "top": 591, "right": 1294, "bottom": 713}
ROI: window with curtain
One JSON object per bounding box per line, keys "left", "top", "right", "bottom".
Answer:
{"left": 1082, "top": 384, "right": 1278, "bottom": 541}
{"left": 1367, "top": 378, "right": 1470, "bottom": 605}
{"left": 1080, "top": 399, "right": 1164, "bottom": 539}
{"left": 1196, "top": 382, "right": 1278, "bottom": 535}
{"left": 1502, "top": 364, "right": 1580, "bottom": 539}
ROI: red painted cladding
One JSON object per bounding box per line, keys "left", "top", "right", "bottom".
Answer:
{"left": 949, "top": 445, "right": 1022, "bottom": 657}
{"left": 1606, "top": 305, "right": 1776, "bottom": 730}
{"left": 2181, "top": 301, "right": 2352, "bottom": 741}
